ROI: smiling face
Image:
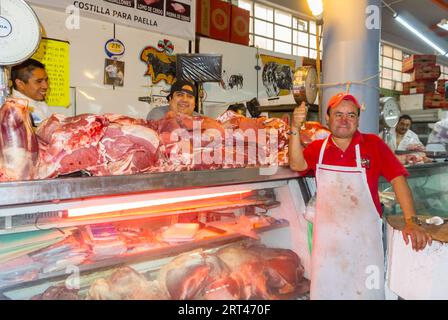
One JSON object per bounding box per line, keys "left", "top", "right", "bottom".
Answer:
{"left": 168, "top": 85, "right": 196, "bottom": 116}
{"left": 326, "top": 100, "right": 360, "bottom": 139}
{"left": 15, "top": 68, "right": 49, "bottom": 102}
{"left": 396, "top": 118, "right": 412, "bottom": 136}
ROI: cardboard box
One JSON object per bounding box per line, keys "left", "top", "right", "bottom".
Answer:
{"left": 402, "top": 81, "right": 435, "bottom": 95}
{"left": 423, "top": 92, "right": 446, "bottom": 109}
{"left": 230, "top": 5, "right": 250, "bottom": 46}
{"left": 411, "top": 65, "right": 441, "bottom": 81}
{"left": 437, "top": 79, "right": 447, "bottom": 94}
{"left": 196, "top": 0, "right": 231, "bottom": 42}
{"left": 399, "top": 94, "right": 424, "bottom": 111}
{"left": 402, "top": 54, "right": 436, "bottom": 73}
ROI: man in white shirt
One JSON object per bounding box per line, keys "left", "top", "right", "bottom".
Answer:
{"left": 386, "top": 115, "right": 424, "bottom": 152}
{"left": 11, "top": 59, "right": 50, "bottom": 126}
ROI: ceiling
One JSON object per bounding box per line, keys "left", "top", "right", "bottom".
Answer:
{"left": 268, "top": 0, "right": 448, "bottom": 62}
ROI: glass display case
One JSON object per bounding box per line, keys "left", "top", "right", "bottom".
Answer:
{"left": 379, "top": 162, "right": 448, "bottom": 218}
{"left": 0, "top": 168, "right": 312, "bottom": 300}
{"left": 380, "top": 162, "right": 448, "bottom": 300}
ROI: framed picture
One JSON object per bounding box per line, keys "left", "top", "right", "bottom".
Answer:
{"left": 104, "top": 59, "right": 125, "bottom": 87}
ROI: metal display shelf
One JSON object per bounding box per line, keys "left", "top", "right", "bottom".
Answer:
{"left": 0, "top": 167, "right": 300, "bottom": 206}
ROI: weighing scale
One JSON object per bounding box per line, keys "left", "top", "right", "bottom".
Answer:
{"left": 0, "top": 0, "right": 41, "bottom": 105}
{"left": 379, "top": 96, "right": 401, "bottom": 147}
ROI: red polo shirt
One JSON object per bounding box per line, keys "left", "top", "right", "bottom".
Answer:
{"left": 299, "top": 130, "right": 408, "bottom": 217}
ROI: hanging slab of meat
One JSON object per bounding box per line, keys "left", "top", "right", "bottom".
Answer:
{"left": 0, "top": 98, "right": 38, "bottom": 181}
{"left": 87, "top": 267, "right": 168, "bottom": 300}
{"left": 299, "top": 121, "right": 330, "bottom": 147}
{"left": 96, "top": 123, "right": 160, "bottom": 175}
{"left": 36, "top": 114, "right": 109, "bottom": 177}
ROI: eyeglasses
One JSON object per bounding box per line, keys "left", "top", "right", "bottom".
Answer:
{"left": 333, "top": 112, "right": 358, "bottom": 120}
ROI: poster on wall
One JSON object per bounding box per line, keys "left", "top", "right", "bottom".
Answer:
{"left": 104, "top": 59, "right": 125, "bottom": 86}
{"left": 32, "top": 38, "right": 71, "bottom": 108}
{"left": 259, "top": 54, "right": 295, "bottom": 97}
{"left": 140, "top": 39, "right": 176, "bottom": 85}
{"left": 28, "top": 0, "right": 195, "bottom": 40}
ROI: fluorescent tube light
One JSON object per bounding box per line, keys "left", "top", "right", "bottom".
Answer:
{"left": 67, "top": 189, "right": 253, "bottom": 217}
{"left": 395, "top": 15, "right": 447, "bottom": 56}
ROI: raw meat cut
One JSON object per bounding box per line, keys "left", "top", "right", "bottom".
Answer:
{"left": 248, "top": 245, "right": 305, "bottom": 295}
{"left": 87, "top": 267, "right": 167, "bottom": 300}
{"left": 36, "top": 114, "right": 109, "bottom": 177}
{"left": 156, "top": 112, "right": 226, "bottom": 171}
{"left": 96, "top": 123, "right": 160, "bottom": 175}
{"left": 0, "top": 98, "right": 38, "bottom": 181}
{"left": 217, "top": 111, "right": 289, "bottom": 167}
{"left": 299, "top": 121, "right": 330, "bottom": 147}
{"left": 158, "top": 249, "right": 239, "bottom": 300}
{"left": 216, "top": 244, "right": 271, "bottom": 299}
{"left": 103, "top": 113, "right": 150, "bottom": 127}
{"left": 31, "top": 285, "right": 79, "bottom": 300}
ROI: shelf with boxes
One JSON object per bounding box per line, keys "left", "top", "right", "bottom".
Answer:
{"left": 401, "top": 54, "right": 448, "bottom": 110}
{"left": 196, "top": 0, "right": 250, "bottom": 46}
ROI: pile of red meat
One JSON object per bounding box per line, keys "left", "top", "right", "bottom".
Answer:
{"left": 0, "top": 99, "right": 330, "bottom": 181}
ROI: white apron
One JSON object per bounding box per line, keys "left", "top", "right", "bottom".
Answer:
{"left": 310, "top": 137, "right": 385, "bottom": 300}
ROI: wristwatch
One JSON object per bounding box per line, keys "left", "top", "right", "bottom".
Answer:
{"left": 287, "top": 130, "right": 299, "bottom": 136}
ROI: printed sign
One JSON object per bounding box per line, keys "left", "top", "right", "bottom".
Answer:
{"left": 32, "top": 38, "right": 71, "bottom": 107}
{"left": 28, "top": 0, "right": 195, "bottom": 40}
{"left": 105, "top": 38, "right": 125, "bottom": 58}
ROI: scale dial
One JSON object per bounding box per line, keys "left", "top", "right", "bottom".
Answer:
{"left": 293, "top": 66, "right": 318, "bottom": 105}
{"left": 380, "top": 97, "right": 401, "bottom": 128}
{"left": 0, "top": 0, "right": 41, "bottom": 65}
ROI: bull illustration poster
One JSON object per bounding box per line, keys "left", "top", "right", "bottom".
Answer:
{"left": 260, "top": 54, "right": 295, "bottom": 97}
{"left": 140, "top": 39, "right": 176, "bottom": 85}
{"left": 220, "top": 70, "right": 244, "bottom": 90}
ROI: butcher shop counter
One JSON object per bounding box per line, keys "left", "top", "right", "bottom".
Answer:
{"left": 0, "top": 167, "right": 313, "bottom": 300}
{"left": 379, "top": 162, "right": 448, "bottom": 299}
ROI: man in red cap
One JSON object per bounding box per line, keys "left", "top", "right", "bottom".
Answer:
{"left": 289, "top": 92, "right": 431, "bottom": 300}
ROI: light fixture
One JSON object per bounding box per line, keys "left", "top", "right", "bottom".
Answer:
{"left": 437, "top": 19, "right": 448, "bottom": 31}
{"left": 306, "top": 0, "right": 323, "bottom": 19}
{"left": 67, "top": 189, "right": 253, "bottom": 217}
{"left": 395, "top": 16, "right": 447, "bottom": 56}
{"left": 382, "top": 1, "right": 447, "bottom": 56}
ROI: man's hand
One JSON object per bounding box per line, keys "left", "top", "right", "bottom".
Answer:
{"left": 402, "top": 221, "right": 432, "bottom": 251}
{"left": 406, "top": 144, "right": 425, "bottom": 152}
{"left": 292, "top": 102, "right": 307, "bottom": 130}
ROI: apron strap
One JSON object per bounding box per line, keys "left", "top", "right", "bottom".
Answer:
{"left": 355, "top": 144, "right": 362, "bottom": 169}
{"left": 318, "top": 137, "right": 330, "bottom": 165}
{"left": 319, "top": 137, "right": 363, "bottom": 169}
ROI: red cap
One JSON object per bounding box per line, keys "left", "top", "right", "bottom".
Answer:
{"left": 328, "top": 92, "right": 361, "bottom": 110}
